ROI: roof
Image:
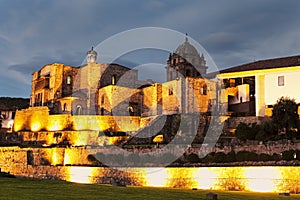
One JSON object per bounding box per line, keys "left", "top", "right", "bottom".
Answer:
{"left": 220, "top": 55, "right": 300, "bottom": 74}
{"left": 175, "top": 37, "right": 200, "bottom": 58}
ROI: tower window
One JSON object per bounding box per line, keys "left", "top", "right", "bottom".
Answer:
{"left": 169, "top": 88, "right": 173, "bottom": 95}
{"left": 186, "top": 69, "right": 191, "bottom": 76}
{"left": 67, "top": 76, "right": 72, "bottom": 85}
{"left": 278, "top": 76, "right": 284, "bottom": 86}
{"left": 112, "top": 75, "right": 116, "bottom": 85}
{"left": 101, "top": 95, "right": 105, "bottom": 104}
{"left": 63, "top": 103, "right": 67, "bottom": 112}
{"left": 75, "top": 105, "right": 82, "bottom": 115}
{"left": 200, "top": 84, "right": 207, "bottom": 95}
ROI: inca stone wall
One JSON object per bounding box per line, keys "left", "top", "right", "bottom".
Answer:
{"left": 13, "top": 107, "right": 141, "bottom": 133}
{"left": 1, "top": 146, "right": 300, "bottom": 192}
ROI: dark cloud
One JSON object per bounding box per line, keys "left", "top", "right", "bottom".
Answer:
{"left": 0, "top": 0, "right": 300, "bottom": 97}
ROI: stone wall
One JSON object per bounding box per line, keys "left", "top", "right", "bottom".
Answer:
{"left": 0, "top": 146, "right": 300, "bottom": 192}
{"left": 13, "top": 107, "right": 141, "bottom": 132}
{"left": 98, "top": 85, "right": 141, "bottom": 116}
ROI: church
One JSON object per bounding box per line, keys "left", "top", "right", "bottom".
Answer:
{"left": 12, "top": 35, "right": 300, "bottom": 146}
{"left": 14, "top": 37, "right": 215, "bottom": 134}
{"left": 29, "top": 38, "right": 215, "bottom": 118}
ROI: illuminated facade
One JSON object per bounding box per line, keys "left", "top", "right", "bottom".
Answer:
{"left": 16, "top": 39, "right": 215, "bottom": 134}
{"left": 217, "top": 55, "right": 300, "bottom": 117}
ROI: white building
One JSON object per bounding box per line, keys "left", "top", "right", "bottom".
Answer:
{"left": 217, "top": 55, "right": 300, "bottom": 117}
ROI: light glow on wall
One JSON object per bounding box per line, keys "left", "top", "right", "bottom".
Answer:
{"left": 244, "top": 167, "right": 280, "bottom": 192}
{"left": 30, "top": 122, "right": 43, "bottom": 132}
{"left": 57, "top": 164, "right": 300, "bottom": 193}
{"left": 144, "top": 168, "right": 168, "bottom": 187}
{"left": 68, "top": 167, "right": 92, "bottom": 184}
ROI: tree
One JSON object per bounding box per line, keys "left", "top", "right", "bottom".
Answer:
{"left": 272, "top": 97, "right": 300, "bottom": 134}
{"left": 235, "top": 122, "right": 257, "bottom": 142}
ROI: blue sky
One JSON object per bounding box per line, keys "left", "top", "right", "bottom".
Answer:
{"left": 1, "top": 0, "right": 300, "bottom": 97}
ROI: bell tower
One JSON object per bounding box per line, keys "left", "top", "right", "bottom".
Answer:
{"left": 166, "top": 35, "right": 207, "bottom": 81}
{"left": 87, "top": 47, "right": 97, "bottom": 63}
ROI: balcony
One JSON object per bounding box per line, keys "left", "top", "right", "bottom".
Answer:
{"left": 228, "top": 101, "right": 255, "bottom": 116}
{"left": 34, "top": 78, "right": 50, "bottom": 91}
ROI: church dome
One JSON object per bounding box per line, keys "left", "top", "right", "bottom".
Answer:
{"left": 175, "top": 37, "right": 200, "bottom": 58}
{"left": 174, "top": 36, "right": 206, "bottom": 69}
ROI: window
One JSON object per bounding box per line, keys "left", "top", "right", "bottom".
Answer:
{"left": 100, "top": 107, "right": 104, "bottom": 115}
{"left": 200, "top": 84, "right": 207, "bottom": 95}
{"left": 67, "top": 76, "right": 71, "bottom": 85}
{"left": 101, "top": 95, "right": 105, "bottom": 104}
{"left": 75, "top": 105, "right": 82, "bottom": 115}
{"left": 186, "top": 69, "right": 191, "bottom": 76}
{"left": 168, "top": 88, "right": 173, "bottom": 95}
{"left": 278, "top": 76, "right": 284, "bottom": 86}
{"left": 63, "top": 103, "right": 67, "bottom": 112}
{"left": 112, "top": 75, "right": 116, "bottom": 85}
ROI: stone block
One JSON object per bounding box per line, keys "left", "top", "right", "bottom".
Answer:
{"left": 206, "top": 192, "right": 218, "bottom": 200}
{"left": 279, "top": 192, "right": 290, "bottom": 196}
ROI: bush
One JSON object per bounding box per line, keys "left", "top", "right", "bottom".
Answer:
{"left": 186, "top": 153, "right": 201, "bottom": 163}
{"left": 235, "top": 151, "right": 258, "bottom": 162}
{"left": 235, "top": 123, "right": 253, "bottom": 141}
{"left": 258, "top": 153, "right": 271, "bottom": 162}
{"left": 282, "top": 150, "right": 295, "bottom": 161}
{"left": 271, "top": 153, "right": 281, "bottom": 161}
{"left": 272, "top": 97, "right": 300, "bottom": 134}
{"left": 235, "top": 123, "right": 261, "bottom": 142}
{"left": 224, "top": 151, "right": 236, "bottom": 163}
{"left": 212, "top": 152, "right": 226, "bottom": 163}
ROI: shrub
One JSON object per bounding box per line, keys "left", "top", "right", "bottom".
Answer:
{"left": 224, "top": 151, "right": 236, "bottom": 163}
{"left": 235, "top": 123, "right": 259, "bottom": 142}
{"left": 186, "top": 153, "right": 201, "bottom": 163}
{"left": 212, "top": 152, "right": 226, "bottom": 163}
{"left": 272, "top": 97, "right": 300, "bottom": 134}
{"left": 258, "top": 153, "right": 271, "bottom": 162}
{"left": 235, "top": 151, "right": 258, "bottom": 162}
{"left": 282, "top": 150, "right": 295, "bottom": 161}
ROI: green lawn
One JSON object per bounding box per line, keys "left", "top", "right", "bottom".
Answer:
{"left": 0, "top": 177, "right": 300, "bottom": 200}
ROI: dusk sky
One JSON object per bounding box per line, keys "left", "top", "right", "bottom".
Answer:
{"left": 1, "top": 0, "right": 300, "bottom": 97}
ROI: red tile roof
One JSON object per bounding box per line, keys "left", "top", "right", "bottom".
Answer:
{"left": 220, "top": 55, "right": 300, "bottom": 73}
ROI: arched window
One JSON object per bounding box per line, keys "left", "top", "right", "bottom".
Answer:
{"left": 112, "top": 75, "right": 116, "bottom": 85}
{"left": 75, "top": 105, "right": 82, "bottom": 115}
{"left": 101, "top": 95, "right": 105, "bottom": 104}
{"left": 128, "top": 106, "right": 134, "bottom": 115}
{"left": 67, "top": 76, "right": 72, "bottom": 85}
{"left": 63, "top": 103, "right": 67, "bottom": 112}
{"left": 100, "top": 107, "right": 104, "bottom": 115}
{"left": 201, "top": 84, "right": 207, "bottom": 95}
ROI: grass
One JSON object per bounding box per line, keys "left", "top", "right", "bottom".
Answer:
{"left": 0, "top": 177, "right": 300, "bottom": 200}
